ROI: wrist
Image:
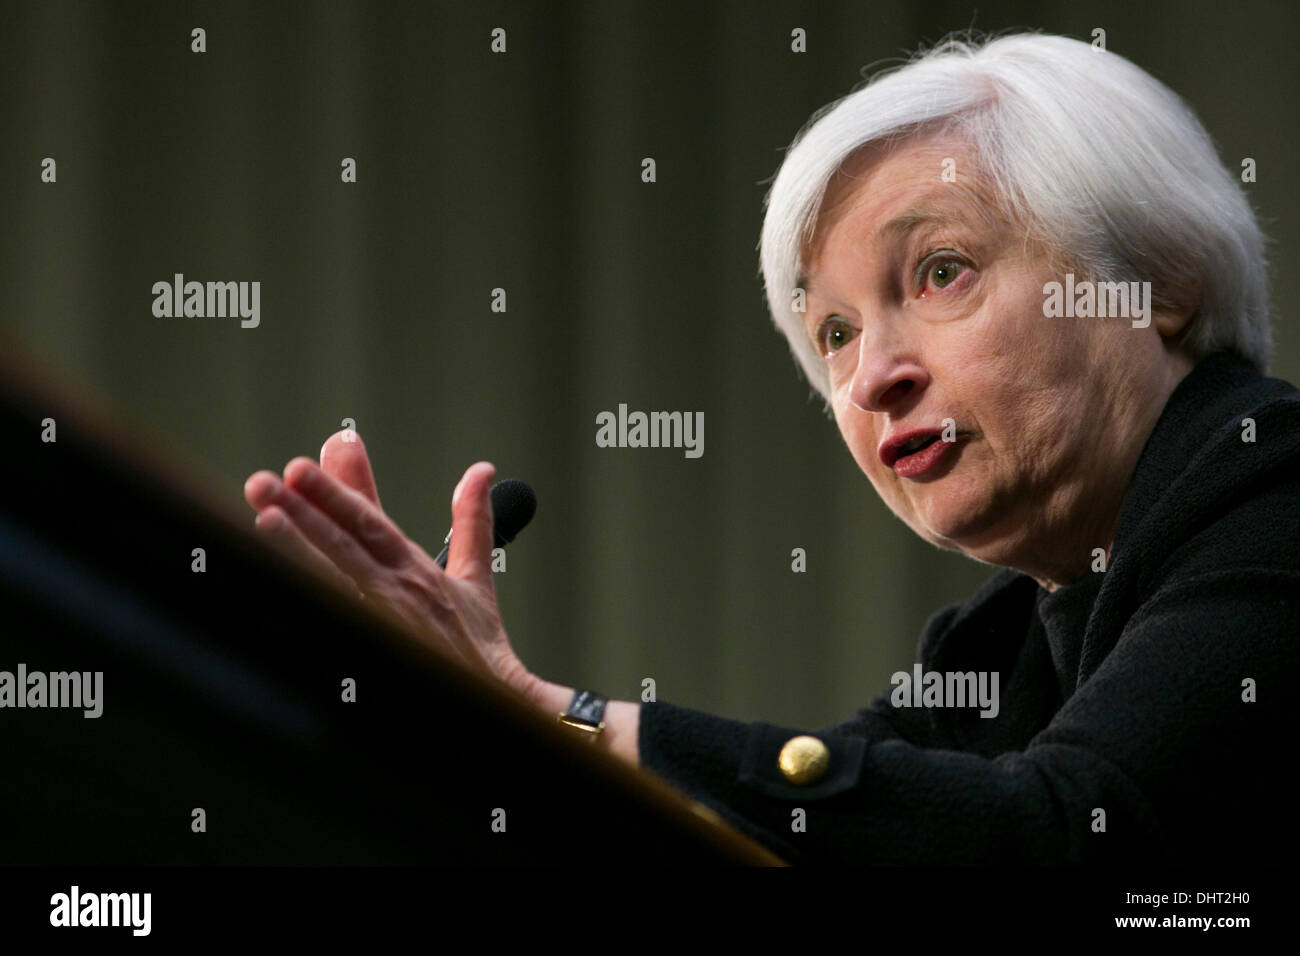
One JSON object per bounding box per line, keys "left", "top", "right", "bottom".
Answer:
{"left": 493, "top": 651, "right": 542, "bottom": 703}
{"left": 532, "top": 681, "right": 640, "bottom": 766}
{"left": 525, "top": 676, "right": 577, "bottom": 718}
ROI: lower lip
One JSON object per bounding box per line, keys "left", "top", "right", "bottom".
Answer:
{"left": 892, "top": 437, "right": 959, "bottom": 477}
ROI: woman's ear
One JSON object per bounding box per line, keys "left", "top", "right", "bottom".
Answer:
{"left": 1153, "top": 279, "right": 1202, "bottom": 341}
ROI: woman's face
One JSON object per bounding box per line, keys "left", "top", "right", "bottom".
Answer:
{"left": 801, "top": 135, "right": 1195, "bottom": 587}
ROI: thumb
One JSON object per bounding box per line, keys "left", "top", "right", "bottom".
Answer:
{"left": 320, "top": 429, "right": 383, "bottom": 509}
{"left": 446, "top": 461, "right": 496, "bottom": 586}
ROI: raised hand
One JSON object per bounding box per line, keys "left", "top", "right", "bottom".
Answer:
{"left": 242, "top": 431, "right": 536, "bottom": 696}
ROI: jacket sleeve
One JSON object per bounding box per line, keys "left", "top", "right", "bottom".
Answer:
{"left": 637, "top": 569, "right": 1300, "bottom": 864}
{"left": 636, "top": 603, "right": 963, "bottom": 861}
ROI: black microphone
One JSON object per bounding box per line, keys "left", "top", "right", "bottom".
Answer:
{"left": 434, "top": 478, "right": 536, "bottom": 569}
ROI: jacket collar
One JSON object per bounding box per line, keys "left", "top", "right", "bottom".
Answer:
{"left": 1111, "top": 350, "right": 1281, "bottom": 560}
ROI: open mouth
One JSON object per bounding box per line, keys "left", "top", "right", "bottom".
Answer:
{"left": 898, "top": 434, "right": 940, "bottom": 458}
{"left": 888, "top": 432, "right": 962, "bottom": 478}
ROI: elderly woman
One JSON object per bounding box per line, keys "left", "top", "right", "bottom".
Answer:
{"left": 243, "top": 32, "right": 1299, "bottom": 864}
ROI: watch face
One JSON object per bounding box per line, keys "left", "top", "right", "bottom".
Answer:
{"left": 568, "top": 690, "right": 606, "bottom": 724}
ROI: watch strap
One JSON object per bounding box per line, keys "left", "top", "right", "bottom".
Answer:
{"left": 557, "top": 689, "right": 607, "bottom": 739}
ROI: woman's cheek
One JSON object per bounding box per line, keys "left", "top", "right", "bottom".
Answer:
{"left": 849, "top": 423, "right": 879, "bottom": 477}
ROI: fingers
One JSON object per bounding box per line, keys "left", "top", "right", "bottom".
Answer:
{"left": 245, "top": 465, "right": 392, "bottom": 585}
{"left": 254, "top": 505, "right": 358, "bottom": 594}
{"left": 320, "top": 430, "right": 383, "bottom": 509}
{"left": 283, "top": 458, "right": 411, "bottom": 568}
{"left": 245, "top": 453, "right": 495, "bottom": 592}
{"left": 244, "top": 471, "right": 281, "bottom": 513}
{"left": 446, "top": 461, "right": 496, "bottom": 586}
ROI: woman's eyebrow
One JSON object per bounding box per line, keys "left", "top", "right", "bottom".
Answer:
{"left": 794, "top": 197, "right": 984, "bottom": 311}
{"left": 875, "top": 203, "right": 969, "bottom": 243}
{"left": 796, "top": 200, "right": 978, "bottom": 289}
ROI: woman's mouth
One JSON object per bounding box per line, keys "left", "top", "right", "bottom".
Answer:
{"left": 892, "top": 434, "right": 960, "bottom": 477}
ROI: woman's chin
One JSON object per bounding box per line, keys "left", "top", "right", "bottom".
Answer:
{"left": 911, "top": 494, "right": 998, "bottom": 549}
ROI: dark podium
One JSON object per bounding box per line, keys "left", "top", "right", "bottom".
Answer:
{"left": 0, "top": 345, "right": 783, "bottom": 866}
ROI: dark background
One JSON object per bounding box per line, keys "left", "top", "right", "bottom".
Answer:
{"left": 2, "top": 0, "right": 1295, "bottom": 729}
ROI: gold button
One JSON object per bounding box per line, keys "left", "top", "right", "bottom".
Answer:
{"left": 777, "top": 735, "right": 830, "bottom": 785}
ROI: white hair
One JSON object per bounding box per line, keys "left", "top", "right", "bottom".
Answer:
{"left": 758, "top": 31, "right": 1272, "bottom": 408}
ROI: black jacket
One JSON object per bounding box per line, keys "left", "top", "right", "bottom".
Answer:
{"left": 637, "top": 351, "right": 1300, "bottom": 864}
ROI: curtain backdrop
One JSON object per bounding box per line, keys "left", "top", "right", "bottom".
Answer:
{"left": 4, "top": 0, "right": 1295, "bottom": 728}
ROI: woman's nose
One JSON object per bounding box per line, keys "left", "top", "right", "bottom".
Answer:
{"left": 848, "top": 343, "right": 930, "bottom": 413}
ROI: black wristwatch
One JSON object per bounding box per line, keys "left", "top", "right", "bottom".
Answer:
{"left": 557, "top": 689, "right": 607, "bottom": 741}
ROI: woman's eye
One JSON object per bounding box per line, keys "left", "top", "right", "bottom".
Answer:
{"left": 921, "top": 256, "right": 966, "bottom": 292}
{"left": 816, "top": 318, "right": 856, "bottom": 357}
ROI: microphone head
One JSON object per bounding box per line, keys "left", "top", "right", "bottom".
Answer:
{"left": 490, "top": 479, "right": 536, "bottom": 546}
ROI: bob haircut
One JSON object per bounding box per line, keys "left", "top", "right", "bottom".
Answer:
{"left": 758, "top": 31, "right": 1272, "bottom": 409}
